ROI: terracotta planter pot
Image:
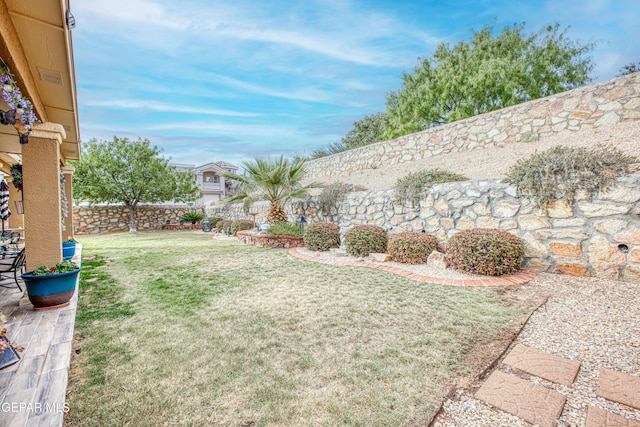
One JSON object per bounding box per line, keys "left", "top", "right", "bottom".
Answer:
{"left": 21, "top": 268, "right": 80, "bottom": 310}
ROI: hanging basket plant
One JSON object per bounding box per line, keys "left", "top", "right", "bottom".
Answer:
{"left": 9, "top": 164, "right": 21, "bottom": 192}
{"left": 0, "top": 64, "right": 40, "bottom": 130}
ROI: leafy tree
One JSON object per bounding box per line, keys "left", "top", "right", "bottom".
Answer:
{"left": 383, "top": 22, "right": 595, "bottom": 139}
{"left": 73, "top": 137, "right": 201, "bottom": 232}
{"left": 619, "top": 62, "right": 639, "bottom": 76}
{"left": 341, "top": 112, "right": 388, "bottom": 149}
{"left": 223, "top": 155, "right": 322, "bottom": 224}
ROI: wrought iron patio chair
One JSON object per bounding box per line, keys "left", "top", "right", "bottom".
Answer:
{"left": 0, "top": 248, "right": 26, "bottom": 292}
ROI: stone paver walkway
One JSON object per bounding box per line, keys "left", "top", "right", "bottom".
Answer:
{"left": 432, "top": 273, "right": 640, "bottom": 427}
{"left": 502, "top": 343, "right": 581, "bottom": 386}
{"left": 475, "top": 370, "right": 566, "bottom": 427}
{"left": 289, "top": 247, "right": 538, "bottom": 286}
{"left": 473, "top": 344, "right": 640, "bottom": 427}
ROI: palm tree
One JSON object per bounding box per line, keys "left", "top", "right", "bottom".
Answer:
{"left": 223, "top": 156, "right": 322, "bottom": 224}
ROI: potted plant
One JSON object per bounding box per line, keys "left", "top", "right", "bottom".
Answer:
{"left": 62, "top": 236, "right": 77, "bottom": 260}
{"left": 21, "top": 260, "right": 80, "bottom": 310}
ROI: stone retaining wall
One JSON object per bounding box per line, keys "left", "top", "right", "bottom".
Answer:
{"left": 206, "top": 172, "right": 640, "bottom": 282}
{"left": 74, "top": 205, "right": 203, "bottom": 234}
{"left": 304, "top": 72, "right": 640, "bottom": 179}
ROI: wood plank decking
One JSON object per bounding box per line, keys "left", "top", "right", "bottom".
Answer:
{"left": 0, "top": 247, "right": 81, "bottom": 427}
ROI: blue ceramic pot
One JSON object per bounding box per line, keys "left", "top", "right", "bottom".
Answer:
{"left": 22, "top": 268, "right": 80, "bottom": 310}
{"left": 62, "top": 241, "right": 76, "bottom": 260}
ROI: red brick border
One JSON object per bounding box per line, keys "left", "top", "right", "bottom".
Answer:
{"left": 288, "top": 247, "right": 538, "bottom": 287}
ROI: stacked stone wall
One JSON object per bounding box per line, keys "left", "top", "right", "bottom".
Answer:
{"left": 304, "top": 72, "right": 640, "bottom": 179}
{"left": 206, "top": 172, "right": 640, "bottom": 282}
{"left": 74, "top": 205, "right": 203, "bottom": 234}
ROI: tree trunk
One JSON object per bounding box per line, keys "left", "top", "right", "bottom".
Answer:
{"left": 127, "top": 204, "right": 138, "bottom": 232}
{"left": 267, "top": 203, "right": 288, "bottom": 224}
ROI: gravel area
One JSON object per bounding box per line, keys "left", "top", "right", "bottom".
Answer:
{"left": 310, "top": 120, "right": 640, "bottom": 191}
{"left": 432, "top": 273, "right": 640, "bottom": 427}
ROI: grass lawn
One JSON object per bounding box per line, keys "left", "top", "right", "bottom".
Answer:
{"left": 64, "top": 231, "right": 537, "bottom": 426}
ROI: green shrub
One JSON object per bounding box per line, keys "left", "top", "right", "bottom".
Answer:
{"left": 345, "top": 225, "right": 388, "bottom": 257}
{"left": 445, "top": 228, "right": 524, "bottom": 276}
{"left": 230, "top": 220, "right": 254, "bottom": 235}
{"left": 388, "top": 232, "right": 439, "bottom": 264}
{"left": 395, "top": 169, "right": 468, "bottom": 206}
{"left": 318, "top": 182, "right": 352, "bottom": 215}
{"left": 217, "top": 220, "right": 233, "bottom": 233}
{"left": 263, "top": 222, "right": 302, "bottom": 237}
{"left": 204, "top": 217, "right": 223, "bottom": 230}
{"left": 182, "top": 211, "right": 205, "bottom": 224}
{"left": 304, "top": 222, "right": 341, "bottom": 251}
{"left": 504, "top": 145, "right": 639, "bottom": 209}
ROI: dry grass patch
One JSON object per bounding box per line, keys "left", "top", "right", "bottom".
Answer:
{"left": 65, "top": 232, "right": 539, "bottom": 426}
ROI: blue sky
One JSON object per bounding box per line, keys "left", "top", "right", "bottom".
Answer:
{"left": 73, "top": 0, "right": 640, "bottom": 167}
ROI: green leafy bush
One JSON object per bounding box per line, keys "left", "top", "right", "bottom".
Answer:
{"left": 504, "top": 145, "right": 639, "bottom": 209}
{"left": 388, "top": 232, "right": 439, "bottom": 264}
{"left": 263, "top": 222, "right": 302, "bottom": 237}
{"left": 445, "top": 228, "right": 524, "bottom": 276}
{"left": 230, "top": 220, "right": 254, "bottom": 235}
{"left": 345, "top": 225, "right": 388, "bottom": 257}
{"left": 206, "top": 217, "right": 223, "bottom": 227}
{"left": 217, "top": 220, "right": 233, "bottom": 233}
{"left": 181, "top": 211, "right": 204, "bottom": 224}
{"left": 303, "top": 222, "right": 341, "bottom": 251}
{"left": 395, "top": 169, "right": 467, "bottom": 206}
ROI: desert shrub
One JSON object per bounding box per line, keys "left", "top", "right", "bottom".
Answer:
{"left": 445, "top": 228, "right": 524, "bottom": 276}
{"left": 395, "top": 169, "right": 468, "bottom": 206}
{"left": 263, "top": 221, "right": 302, "bottom": 237}
{"left": 318, "top": 182, "right": 351, "bottom": 215}
{"left": 388, "top": 233, "right": 439, "bottom": 264}
{"left": 304, "top": 222, "right": 341, "bottom": 251}
{"left": 504, "top": 145, "right": 639, "bottom": 209}
{"left": 217, "top": 220, "right": 233, "bottom": 233}
{"left": 345, "top": 224, "right": 388, "bottom": 257}
{"left": 230, "top": 220, "right": 254, "bottom": 235}
{"left": 204, "top": 217, "right": 223, "bottom": 230}
{"left": 181, "top": 211, "right": 205, "bottom": 224}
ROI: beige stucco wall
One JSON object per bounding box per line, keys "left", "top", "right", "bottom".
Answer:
{"left": 22, "top": 124, "right": 65, "bottom": 270}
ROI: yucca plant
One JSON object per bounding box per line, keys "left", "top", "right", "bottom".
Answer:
{"left": 223, "top": 156, "right": 322, "bottom": 224}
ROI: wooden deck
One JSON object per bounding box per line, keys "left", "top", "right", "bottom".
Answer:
{"left": 0, "top": 247, "right": 81, "bottom": 427}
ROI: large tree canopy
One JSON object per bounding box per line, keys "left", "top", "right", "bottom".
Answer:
{"left": 383, "top": 22, "right": 594, "bottom": 139}
{"left": 223, "top": 155, "right": 321, "bottom": 224}
{"left": 74, "top": 137, "right": 201, "bottom": 232}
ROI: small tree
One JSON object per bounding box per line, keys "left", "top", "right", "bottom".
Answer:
{"left": 223, "top": 155, "right": 321, "bottom": 224}
{"left": 73, "top": 137, "right": 201, "bottom": 232}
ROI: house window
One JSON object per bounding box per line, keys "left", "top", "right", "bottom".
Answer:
{"left": 213, "top": 176, "right": 219, "bottom": 183}
{"left": 205, "top": 176, "right": 212, "bottom": 182}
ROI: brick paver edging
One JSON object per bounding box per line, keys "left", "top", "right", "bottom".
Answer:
{"left": 288, "top": 247, "right": 538, "bottom": 287}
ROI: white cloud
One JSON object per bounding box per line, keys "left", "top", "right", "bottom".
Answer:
{"left": 85, "top": 100, "right": 263, "bottom": 117}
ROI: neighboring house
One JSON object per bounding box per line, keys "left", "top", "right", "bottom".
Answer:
{"left": 172, "top": 161, "right": 239, "bottom": 206}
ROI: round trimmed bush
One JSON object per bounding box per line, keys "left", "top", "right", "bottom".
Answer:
{"left": 445, "top": 228, "right": 524, "bottom": 276}
{"left": 388, "top": 232, "right": 439, "bottom": 264}
{"left": 304, "top": 222, "right": 340, "bottom": 251}
{"left": 217, "top": 219, "right": 233, "bottom": 233}
{"left": 230, "top": 219, "right": 254, "bottom": 235}
{"left": 205, "top": 217, "right": 223, "bottom": 231}
{"left": 345, "top": 224, "right": 388, "bottom": 257}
